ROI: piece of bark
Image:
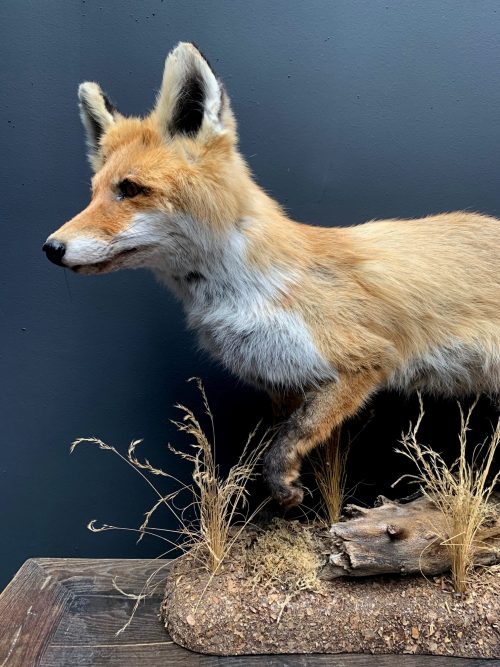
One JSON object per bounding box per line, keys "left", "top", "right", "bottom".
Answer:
{"left": 322, "top": 493, "right": 500, "bottom": 579}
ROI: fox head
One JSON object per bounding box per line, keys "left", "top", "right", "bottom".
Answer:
{"left": 43, "top": 42, "right": 252, "bottom": 275}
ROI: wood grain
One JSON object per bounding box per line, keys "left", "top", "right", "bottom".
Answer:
{"left": 0, "top": 558, "right": 497, "bottom": 666}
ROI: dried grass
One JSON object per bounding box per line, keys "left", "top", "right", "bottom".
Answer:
{"left": 168, "top": 378, "right": 271, "bottom": 573}
{"left": 395, "top": 394, "right": 500, "bottom": 593}
{"left": 310, "top": 427, "right": 349, "bottom": 524}
{"left": 71, "top": 378, "right": 271, "bottom": 631}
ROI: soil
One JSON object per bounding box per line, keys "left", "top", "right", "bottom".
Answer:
{"left": 161, "top": 521, "right": 500, "bottom": 657}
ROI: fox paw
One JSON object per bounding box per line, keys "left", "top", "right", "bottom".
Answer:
{"left": 267, "top": 477, "right": 304, "bottom": 508}
{"left": 263, "top": 445, "right": 304, "bottom": 508}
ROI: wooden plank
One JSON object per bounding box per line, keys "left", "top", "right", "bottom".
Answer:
{"left": 28, "top": 557, "right": 171, "bottom": 595}
{"left": 0, "top": 559, "right": 72, "bottom": 666}
{"left": 37, "top": 646, "right": 500, "bottom": 667}
{"left": 0, "top": 558, "right": 171, "bottom": 666}
{"left": 0, "top": 558, "right": 498, "bottom": 666}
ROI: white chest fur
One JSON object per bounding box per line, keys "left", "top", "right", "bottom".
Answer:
{"left": 150, "top": 216, "right": 336, "bottom": 390}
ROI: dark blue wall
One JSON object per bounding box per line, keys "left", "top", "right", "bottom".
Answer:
{"left": 1, "top": 0, "right": 500, "bottom": 589}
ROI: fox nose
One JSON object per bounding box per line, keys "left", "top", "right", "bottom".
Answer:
{"left": 42, "top": 240, "right": 66, "bottom": 266}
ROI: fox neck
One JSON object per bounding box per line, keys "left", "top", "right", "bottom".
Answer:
{"left": 152, "top": 176, "right": 303, "bottom": 310}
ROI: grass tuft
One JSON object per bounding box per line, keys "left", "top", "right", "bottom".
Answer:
{"left": 310, "top": 427, "right": 349, "bottom": 525}
{"left": 168, "top": 378, "right": 271, "bottom": 574}
{"left": 394, "top": 394, "right": 500, "bottom": 593}
{"left": 71, "top": 378, "right": 271, "bottom": 631}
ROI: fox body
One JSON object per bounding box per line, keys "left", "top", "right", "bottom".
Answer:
{"left": 44, "top": 43, "right": 500, "bottom": 507}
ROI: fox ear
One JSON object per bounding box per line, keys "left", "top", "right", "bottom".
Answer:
{"left": 153, "top": 42, "right": 227, "bottom": 139}
{"left": 78, "top": 82, "right": 119, "bottom": 169}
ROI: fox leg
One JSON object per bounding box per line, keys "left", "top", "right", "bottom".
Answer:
{"left": 263, "top": 370, "right": 384, "bottom": 508}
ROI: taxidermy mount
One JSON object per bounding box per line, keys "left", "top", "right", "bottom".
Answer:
{"left": 44, "top": 42, "right": 500, "bottom": 507}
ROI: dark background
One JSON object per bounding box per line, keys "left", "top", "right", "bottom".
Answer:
{"left": 1, "top": 0, "right": 500, "bottom": 590}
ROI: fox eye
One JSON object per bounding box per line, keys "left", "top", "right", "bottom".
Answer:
{"left": 118, "top": 179, "right": 144, "bottom": 199}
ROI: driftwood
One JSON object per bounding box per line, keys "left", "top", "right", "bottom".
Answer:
{"left": 322, "top": 493, "right": 500, "bottom": 579}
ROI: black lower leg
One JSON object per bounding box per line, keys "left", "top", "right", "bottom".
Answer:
{"left": 263, "top": 431, "right": 304, "bottom": 508}
{"left": 263, "top": 399, "right": 314, "bottom": 508}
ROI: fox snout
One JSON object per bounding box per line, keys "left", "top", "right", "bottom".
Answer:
{"left": 42, "top": 216, "right": 115, "bottom": 272}
{"left": 42, "top": 229, "right": 120, "bottom": 273}
{"left": 42, "top": 189, "right": 136, "bottom": 271}
{"left": 42, "top": 209, "right": 159, "bottom": 274}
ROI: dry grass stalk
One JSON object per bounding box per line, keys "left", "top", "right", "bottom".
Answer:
{"left": 71, "top": 378, "right": 271, "bottom": 630}
{"left": 395, "top": 394, "right": 500, "bottom": 593}
{"left": 169, "top": 378, "right": 271, "bottom": 574}
{"left": 310, "top": 426, "right": 350, "bottom": 524}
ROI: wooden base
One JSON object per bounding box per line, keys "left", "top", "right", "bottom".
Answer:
{"left": 1, "top": 558, "right": 498, "bottom": 665}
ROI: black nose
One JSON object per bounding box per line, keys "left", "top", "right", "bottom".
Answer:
{"left": 43, "top": 240, "right": 66, "bottom": 266}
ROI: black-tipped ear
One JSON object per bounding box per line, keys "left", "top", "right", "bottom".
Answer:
{"left": 153, "top": 42, "right": 226, "bottom": 139}
{"left": 78, "top": 82, "right": 118, "bottom": 169}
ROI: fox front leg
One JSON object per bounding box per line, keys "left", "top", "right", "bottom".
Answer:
{"left": 263, "top": 370, "right": 384, "bottom": 508}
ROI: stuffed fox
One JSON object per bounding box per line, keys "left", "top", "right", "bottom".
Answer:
{"left": 44, "top": 42, "right": 500, "bottom": 507}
